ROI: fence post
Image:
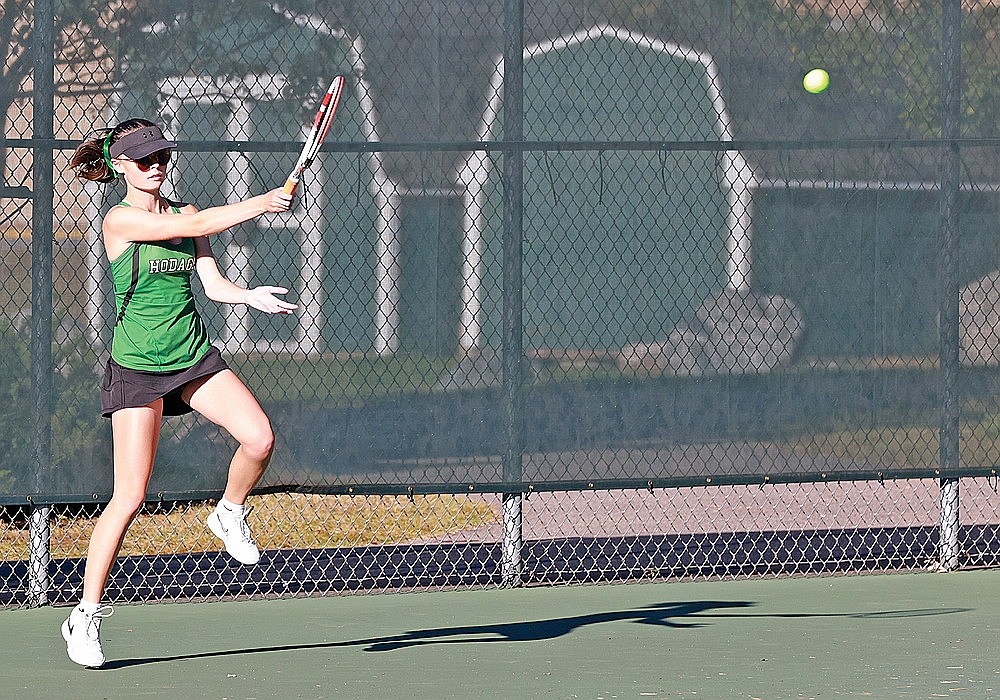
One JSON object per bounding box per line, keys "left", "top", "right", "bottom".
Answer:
{"left": 28, "top": 505, "right": 53, "bottom": 607}
{"left": 28, "top": 0, "right": 55, "bottom": 607}
{"left": 500, "top": 0, "right": 525, "bottom": 588}
{"left": 501, "top": 493, "right": 523, "bottom": 585}
{"left": 937, "top": 0, "right": 962, "bottom": 572}
{"left": 28, "top": 0, "right": 56, "bottom": 607}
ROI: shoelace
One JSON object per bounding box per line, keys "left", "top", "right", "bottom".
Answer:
{"left": 84, "top": 605, "right": 114, "bottom": 641}
{"left": 234, "top": 506, "right": 256, "bottom": 545}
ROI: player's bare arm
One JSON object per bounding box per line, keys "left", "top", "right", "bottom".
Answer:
{"left": 193, "top": 237, "right": 298, "bottom": 314}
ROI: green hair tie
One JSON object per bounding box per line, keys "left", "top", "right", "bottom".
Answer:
{"left": 102, "top": 131, "right": 117, "bottom": 178}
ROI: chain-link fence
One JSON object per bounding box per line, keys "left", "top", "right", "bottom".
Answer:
{"left": 1, "top": 0, "right": 998, "bottom": 608}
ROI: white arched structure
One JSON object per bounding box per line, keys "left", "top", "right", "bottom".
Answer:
{"left": 455, "top": 25, "right": 759, "bottom": 352}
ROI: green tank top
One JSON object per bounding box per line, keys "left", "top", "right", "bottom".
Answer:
{"left": 109, "top": 204, "right": 212, "bottom": 371}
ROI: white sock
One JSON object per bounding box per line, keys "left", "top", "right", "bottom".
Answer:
{"left": 218, "top": 497, "right": 245, "bottom": 514}
{"left": 78, "top": 600, "right": 101, "bottom": 615}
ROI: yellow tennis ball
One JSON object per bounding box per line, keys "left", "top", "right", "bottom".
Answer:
{"left": 803, "top": 68, "right": 830, "bottom": 94}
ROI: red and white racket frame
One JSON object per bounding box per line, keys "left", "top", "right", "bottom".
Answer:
{"left": 282, "top": 75, "right": 346, "bottom": 195}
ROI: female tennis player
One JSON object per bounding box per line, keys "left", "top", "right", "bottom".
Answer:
{"left": 62, "top": 119, "right": 297, "bottom": 668}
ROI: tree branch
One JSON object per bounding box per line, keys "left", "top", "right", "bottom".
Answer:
{"left": 5, "top": 43, "right": 31, "bottom": 86}
{"left": 5, "top": 20, "right": 33, "bottom": 73}
{"left": 0, "top": 0, "right": 28, "bottom": 60}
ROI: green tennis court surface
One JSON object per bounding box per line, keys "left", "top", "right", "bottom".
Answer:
{"left": 6, "top": 569, "right": 999, "bottom": 699}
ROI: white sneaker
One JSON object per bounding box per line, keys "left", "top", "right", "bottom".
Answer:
{"left": 61, "top": 604, "right": 113, "bottom": 668}
{"left": 207, "top": 504, "right": 261, "bottom": 565}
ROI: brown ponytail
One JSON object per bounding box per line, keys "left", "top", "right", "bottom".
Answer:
{"left": 69, "top": 118, "right": 160, "bottom": 183}
{"left": 69, "top": 128, "right": 116, "bottom": 183}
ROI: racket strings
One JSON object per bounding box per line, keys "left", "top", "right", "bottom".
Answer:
{"left": 299, "top": 170, "right": 312, "bottom": 209}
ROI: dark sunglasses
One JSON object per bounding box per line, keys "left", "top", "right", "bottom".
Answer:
{"left": 133, "top": 149, "right": 172, "bottom": 168}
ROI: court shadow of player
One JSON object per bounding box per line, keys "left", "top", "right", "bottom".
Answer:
{"left": 354, "top": 600, "right": 752, "bottom": 652}
{"left": 100, "top": 600, "right": 969, "bottom": 669}
{"left": 344, "top": 602, "right": 970, "bottom": 652}
{"left": 101, "top": 600, "right": 745, "bottom": 669}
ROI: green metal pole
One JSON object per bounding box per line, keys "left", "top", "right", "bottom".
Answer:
{"left": 28, "top": 0, "right": 55, "bottom": 607}
{"left": 938, "top": 0, "right": 962, "bottom": 572}
{"left": 500, "top": 0, "right": 524, "bottom": 588}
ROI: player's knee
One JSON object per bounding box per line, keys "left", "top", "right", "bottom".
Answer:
{"left": 107, "top": 492, "right": 145, "bottom": 520}
{"left": 241, "top": 423, "right": 275, "bottom": 462}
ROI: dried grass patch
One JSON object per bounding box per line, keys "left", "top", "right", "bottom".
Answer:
{"left": 1, "top": 493, "right": 496, "bottom": 560}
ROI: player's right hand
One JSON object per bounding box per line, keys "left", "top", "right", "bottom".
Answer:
{"left": 263, "top": 188, "right": 294, "bottom": 213}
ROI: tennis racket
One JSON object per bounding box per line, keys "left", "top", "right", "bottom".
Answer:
{"left": 283, "top": 75, "right": 345, "bottom": 195}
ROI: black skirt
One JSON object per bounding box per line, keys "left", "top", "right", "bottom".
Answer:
{"left": 100, "top": 346, "right": 230, "bottom": 418}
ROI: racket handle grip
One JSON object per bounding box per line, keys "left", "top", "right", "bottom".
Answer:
{"left": 282, "top": 178, "right": 299, "bottom": 195}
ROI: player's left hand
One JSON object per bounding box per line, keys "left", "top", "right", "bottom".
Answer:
{"left": 245, "top": 286, "right": 299, "bottom": 314}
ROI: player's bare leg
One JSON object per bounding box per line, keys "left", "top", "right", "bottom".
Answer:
{"left": 83, "top": 403, "right": 163, "bottom": 601}
{"left": 65, "top": 402, "right": 162, "bottom": 667}
{"left": 184, "top": 370, "right": 274, "bottom": 564}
